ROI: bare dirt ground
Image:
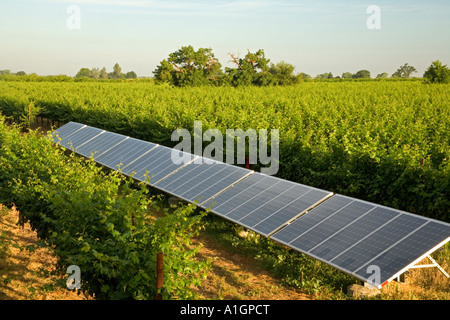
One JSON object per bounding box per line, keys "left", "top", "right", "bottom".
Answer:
{"left": 1, "top": 203, "right": 448, "bottom": 300}
{"left": 191, "top": 234, "right": 312, "bottom": 300}
{"left": 0, "top": 204, "right": 90, "bottom": 300}
{"left": 0, "top": 204, "right": 311, "bottom": 300}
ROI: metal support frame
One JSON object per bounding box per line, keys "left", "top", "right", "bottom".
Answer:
{"left": 397, "top": 254, "right": 449, "bottom": 283}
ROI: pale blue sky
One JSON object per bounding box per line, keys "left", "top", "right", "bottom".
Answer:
{"left": 0, "top": 0, "right": 449, "bottom": 77}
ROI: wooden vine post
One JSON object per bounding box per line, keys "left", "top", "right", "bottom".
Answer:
{"left": 156, "top": 252, "right": 164, "bottom": 300}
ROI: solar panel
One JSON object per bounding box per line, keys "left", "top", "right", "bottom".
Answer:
{"left": 353, "top": 221, "right": 450, "bottom": 285}
{"left": 51, "top": 121, "right": 85, "bottom": 143}
{"left": 328, "top": 212, "right": 427, "bottom": 274}
{"left": 95, "top": 137, "right": 157, "bottom": 171}
{"left": 59, "top": 126, "right": 105, "bottom": 151}
{"left": 121, "top": 146, "right": 197, "bottom": 185}
{"left": 270, "top": 194, "right": 450, "bottom": 287}
{"left": 202, "top": 172, "right": 269, "bottom": 214}
{"left": 155, "top": 159, "right": 253, "bottom": 204}
{"left": 204, "top": 172, "right": 332, "bottom": 236}
{"left": 75, "top": 131, "right": 128, "bottom": 159}
{"left": 50, "top": 122, "right": 450, "bottom": 288}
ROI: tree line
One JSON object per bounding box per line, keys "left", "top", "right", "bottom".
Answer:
{"left": 152, "top": 45, "right": 450, "bottom": 86}
{"left": 0, "top": 64, "right": 138, "bottom": 80}
{"left": 75, "top": 63, "right": 137, "bottom": 79}
{"left": 2, "top": 47, "right": 449, "bottom": 85}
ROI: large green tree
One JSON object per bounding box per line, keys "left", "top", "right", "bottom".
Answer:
{"left": 153, "top": 45, "right": 221, "bottom": 86}
{"left": 269, "top": 61, "right": 298, "bottom": 85}
{"left": 423, "top": 60, "right": 450, "bottom": 84}
{"left": 99, "top": 67, "right": 108, "bottom": 79}
{"left": 316, "top": 72, "right": 334, "bottom": 79}
{"left": 225, "top": 49, "right": 274, "bottom": 86}
{"left": 75, "top": 67, "right": 91, "bottom": 78}
{"left": 376, "top": 72, "right": 389, "bottom": 78}
{"left": 297, "top": 72, "right": 311, "bottom": 80}
{"left": 90, "top": 67, "right": 100, "bottom": 80}
{"left": 341, "top": 72, "right": 354, "bottom": 79}
{"left": 125, "top": 71, "right": 137, "bottom": 79}
{"left": 353, "top": 70, "right": 371, "bottom": 79}
{"left": 112, "top": 63, "right": 122, "bottom": 79}
{"left": 392, "top": 63, "right": 417, "bottom": 78}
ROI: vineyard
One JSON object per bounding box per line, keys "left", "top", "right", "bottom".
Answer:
{"left": 0, "top": 80, "right": 449, "bottom": 222}
{"left": 0, "top": 79, "right": 449, "bottom": 300}
{"left": 0, "top": 114, "right": 210, "bottom": 299}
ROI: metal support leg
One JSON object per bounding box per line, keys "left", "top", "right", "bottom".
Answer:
{"left": 426, "top": 255, "right": 450, "bottom": 278}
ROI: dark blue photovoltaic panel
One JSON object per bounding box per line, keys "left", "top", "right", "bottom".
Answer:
{"left": 120, "top": 146, "right": 171, "bottom": 182}
{"left": 75, "top": 131, "right": 128, "bottom": 158}
{"left": 354, "top": 221, "right": 450, "bottom": 285}
{"left": 179, "top": 164, "right": 251, "bottom": 204}
{"left": 270, "top": 194, "right": 353, "bottom": 244}
{"left": 59, "top": 126, "right": 104, "bottom": 151}
{"left": 50, "top": 123, "right": 450, "bottom": 289}
{"left": 270, "top": 194, "right": 450, "bottom": 287}
{"left": 155, "top": 159, "right": 252, "bottom": 204}
{"left": 95, "top": 137, "right": 157, "bottom": 170}
{"left": 251, "top": 185, "right": 332, "bottom": 236}
{"left": 203, "top": 172, "right": 332, "bottom": 236}
{"left": 121, "top": 146, "right": 197, "bottom": 185}
{"left": 308, "top": 206, "right": 399, "bottom": 262}
{"left": 235, "top": 179, "right": 331, "bottom": 236}
{"left": 288, "top": 199, "right": 376, "bottom": 252}
{"left": 201, "top": 173, "right": 265, "bottom": 211}
{"left": 51, "top": 122, "right": 85, "bottom": 143}
{"left": 203, "top": 173, "right": 271, "bottom": 216}
{"left": 328, "top": 211, "right": 427, "bottom": 273}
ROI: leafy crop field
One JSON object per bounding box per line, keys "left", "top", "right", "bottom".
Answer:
{"left": 0, "top": 79, "right": 449, "bottom": 300}
{"left": 0, "top": 115, "right": 209, "bottom": 299}
{"left": 0, "top": 80, "right": 449, "bottom": 222}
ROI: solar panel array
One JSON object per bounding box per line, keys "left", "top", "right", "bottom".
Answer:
{"left": 51, "top": 122, "right": 450, "bottom": 288}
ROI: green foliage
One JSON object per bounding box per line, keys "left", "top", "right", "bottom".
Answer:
{"left": 74, "top": 64, "right": 137, "bottom": 80}
{"left": 342, "top": 72, "right": 354, "bottom": 79}
{"left": 316, "top": 72, "right": 334, "bottom": 79}
{"left": 0, "top": 81, "right": 449, "bottom": 222}
{"left": 90, "top": 68, "right": 100, "bottom": 80}
{"left": 353, "top": 69, "right": 371, "bottom": 79}
{"left": 423, "top": 60, "right": 450, "bottom": 84}
{"left": 75, "top": 68, "right": 91, "bottom": 78}
{"left": 99, "top": 67, "right": 108, "bottom": 79}
{"left": 0, "top": 116, "right": 209, "bottom": 299}
{"left": 297, "top": 72, "right": 312, "bottom": 80}
{"left": 0, "top": 206, "right": 9, "bottom": 261}
{"left": 18, "top": 100, "right": 40, "bottom": 129}
{"left": 112, "top": 63, "right": 122, "bottom": 79}
{"left": 203, "top": 216, "right": 354, "bottom": 298}
{"left": 153, "top": 45, "right": 222, "bottom": 87}
{"left": 392, "top": 63, "right": 417, "bottom": 78}
{"left": 0, "top": 74, "right": 75, "bottom": 82}
{"left": 125, "top": 71, "right": 137, "bottom": 79}
{"left": 225, "top": 49, "right": 275, "bottom": 87}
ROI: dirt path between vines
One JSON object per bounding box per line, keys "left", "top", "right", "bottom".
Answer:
{"left": 0, "top": 204, "right": 90, "bottom": 300}
{"left": 0, "top": 204, "right": 311, "bottom": 300}
{"left": 2, "top": 201, "right": 447, "bottom": 301}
